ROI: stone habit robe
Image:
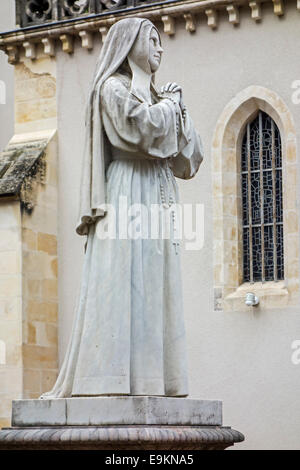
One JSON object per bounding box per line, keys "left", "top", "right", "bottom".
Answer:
{"left": 41, "top": 19, "right": 203, "bottom": 399}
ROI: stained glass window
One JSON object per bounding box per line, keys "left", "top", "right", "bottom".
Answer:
{"left": 241, "top": 111, "right": 284, "bottom": 282}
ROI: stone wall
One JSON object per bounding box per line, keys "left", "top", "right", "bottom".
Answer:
{"left": 0, "top": 42, "right": 58, "bottom": 424}
{"left": 0, "top": 130, "right": 58, "bottom": 427}
{"left": 0, "top": 201, "right": 22, "bottom": 428}
{"left": 20, "top": 131, "right": 58, "bottom": 400}
{"left": 15, "top": 57, "right": 57, "bottom": 135}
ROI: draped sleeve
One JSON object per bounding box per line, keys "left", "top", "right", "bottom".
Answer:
{"left": 169, "top": 108, "right": 204, "bottom": 180}
{"left": 100, "top": 76, "right": 189, "bottom": 159}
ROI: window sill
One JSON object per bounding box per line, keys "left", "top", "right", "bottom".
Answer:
{"left": 223, "top": 280, "right": 290, "bottom": 311}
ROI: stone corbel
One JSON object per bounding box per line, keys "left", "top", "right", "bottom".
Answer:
{"left": 227, "top": 5, "right": 240, "bottom": 24}
{"left": 205, "top": 9, "right": 218, "bottom": 29}
{"left": 272, "top": 0, "right": 284, "bottom": 15}
{"left": 23, "top": 41, "right": 36, "bottom": 60}
{"left": 99, "top": 26, "right": 109, "bottom": 44}
{"left": 6, "top": 45, "right": 19, "bottom": 64}
{"left": 79, "top": 31, "right": 93, "bottom": 50}
{"left": 183, "top": 13, "right": 196, "bottom": 32}
{"left": 42, "top": 38, "right": 55, "bottom": 56}
{"left": 249, "top": 1, "right": 262, "bottom": 21}
{"left": 60, "top": 34, "right": 74, "bottom": 54}
{"left": 161, "top": 15, "right": 175, "bottom": 36}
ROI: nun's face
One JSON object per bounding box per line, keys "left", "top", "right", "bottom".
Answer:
{"left": 148, "top": 28, "right": 163, "bottom": 73}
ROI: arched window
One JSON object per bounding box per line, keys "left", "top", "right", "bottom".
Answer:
{"left": 241, "top": 111, "right": 284, "bottom": 283}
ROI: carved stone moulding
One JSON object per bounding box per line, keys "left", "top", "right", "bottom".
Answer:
{"left": 60, "top": 33, "right": 74, "bottom": 53}
{"left": 41, "top": 37, "right": 55, "bottom": 55}
{"left": 25, "top": 0, "right": 53, "bottom": 24}
{"left": 23, "top": 40, "right": 37, "bottom": 59}
{"left": 249, "top": 1, "right": 262, "bottom": 21}
{"left": 0, "top": 425, "right": 244, "bottom": 450}
{"left": 227, "top": 4, "right": 240, "bottom": 24}
{"left": 6, "top": 45, "right": 19, "bottom": 64}
{"left": 184, "top": 13, "right": 196, "bottom": 32}
{"left": 205, "top": 8, "right": 218, "bottom": 29}
{"left": 63, "top": 0, "right": 90, "bottom": 16}
{"left": 78, "top": 30, "right": 94, "bottom": 48}
{"left": 272, "top": 0, "right": 284, "bottom": 15}
{"left": 1, "top": 0, "right": 295, "bottom": 63}
{"left": 0, "top": 138, "right": 48, "bottom": 212}
{"left": 19, "top": 0, "right": 130, "bottom": 27}
{"left": 0, "top": 397, "right": 244, "bottom": 450}
{"left": 161, "top": 15, "right": 175, "bottom": 36}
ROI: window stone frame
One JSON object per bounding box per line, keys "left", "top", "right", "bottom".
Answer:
{"left": 212, "top": 86, "right": 299, "bottom": 311}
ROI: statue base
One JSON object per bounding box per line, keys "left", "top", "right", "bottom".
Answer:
{"left": 0, "top": 397, "right": 244, "bottom": 450}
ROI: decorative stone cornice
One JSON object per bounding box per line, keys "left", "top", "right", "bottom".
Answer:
{"left": 183, "top": 12, "right": 197, "bottom": 32}
{"left": 0, "top": 0, "right": 297, "bottom": 64}
{"left": 60, "top": 33, "right": 74, "bottom": 53}
{"left": 227, "top": 4, "right": 240, "bottom": 23}
{"left": 161, "top": 14, "right": 176, "bottom": 35}
{"left": 41, "top": 37, "right": 55, "bottom": 56}
{"left": 0, "top": 425, "right": 245, "bottom": 450}
{"left": 0, "top": 138, "right": 48, "bottom": 211}
{"left": 205, "top": 8, "right": 218, "bottom": 28}
{"left": 272, "top": 0, "right": 284, "bottom": 14}
{"left": 249, "top": 1, "right": 262, "bottom": 20}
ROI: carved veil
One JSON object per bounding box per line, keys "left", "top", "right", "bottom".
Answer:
{"left": 76, "top": 18, "right": 158, "bottom": 235}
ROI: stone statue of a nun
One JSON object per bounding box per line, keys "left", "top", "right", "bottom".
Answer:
{"left": 41, "top": 17, "right": 203, "bottom": 399}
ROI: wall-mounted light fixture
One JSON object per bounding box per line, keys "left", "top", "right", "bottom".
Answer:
{"left": 245, "top": 292, "right": 259, "bottom": 307}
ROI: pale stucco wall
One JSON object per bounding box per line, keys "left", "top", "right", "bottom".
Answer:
{"left": 0, "top": 0, "right": 14, "bottom": 151}
{"left": 55, "top": 2, "right": 300, "bottom": 450}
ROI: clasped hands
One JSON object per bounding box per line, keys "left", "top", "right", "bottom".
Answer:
{"left": 160, "top": 82, "right": 185, "bottom": 112}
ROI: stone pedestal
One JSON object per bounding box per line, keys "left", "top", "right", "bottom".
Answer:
{"left": 0, "top": 397, "right": 244, "bottom": 450}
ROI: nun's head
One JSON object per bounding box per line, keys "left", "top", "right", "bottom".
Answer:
{"left": 148, "top": 27, "right": 163, "bottom": 73}
{"left": 127, "top": 20, "right": 163, "bottom": 74}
